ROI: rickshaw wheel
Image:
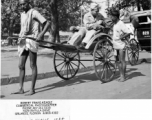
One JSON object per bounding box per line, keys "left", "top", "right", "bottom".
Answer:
{"left": 127, "top": 38, "right": 139, "bottom": 66}
{"left": 53, "top": 50, "right": 80, "bottom": 80}
{"left": 93, "top": 39, "right": 116, "bottom": 83}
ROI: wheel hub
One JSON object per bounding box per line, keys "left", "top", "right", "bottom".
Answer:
{"left": 65, "top": 58, "right": 69, "bottom": 62}
{"left": 65, "top": 58, "right": 73, "bottom": 63}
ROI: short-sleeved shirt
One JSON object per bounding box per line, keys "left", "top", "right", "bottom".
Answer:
{"left": 112, "top": 20, "right": 130, "bottom": 49}
{"left": 19, "top": 9, "right": 46, "bottom": 54}
{"left": 113, "top": 20, "right": 130, "bottom": 40}
{"left": 83, "top": 12, "right": 104, "bottom": 29}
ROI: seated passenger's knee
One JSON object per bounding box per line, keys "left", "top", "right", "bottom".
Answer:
{"left": 78, "top": 27, "right": 87, "bottom": 37}
{"left": 70, "top": 26, "right": 79, "bottom": 32}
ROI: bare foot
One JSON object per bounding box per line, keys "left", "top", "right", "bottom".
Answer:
{"left": 118, "top": 77, "right": 126, "bottom": 82}
{"left": 11, "top": 89, "right": 24, "bottom": 94}
{"left": 115, "top": 76, "right": 126, "bottom": 82}
{"left": 115, "top": 77, "right": 120, "bottom": 81}
{"left": 25, "top": 90, "right": 35, "bottom": 96}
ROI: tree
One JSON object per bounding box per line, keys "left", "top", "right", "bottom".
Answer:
{"left": 140, "top": 0, "right": 151, "bottom": 10}
{"left": 57, "top": 0, "right": 92, "bottom": 31}
{"left": 1, "top": 0, "right": 92, "bottom": 43}
{"left": 1, "top": 0, "right": 20, "bottom": 45}
{"left": 1, "top": 0, "right": 20, "bottom": 32}
{"left": 131, "top": 0, "right": 151, "bottom": 11}
{"left": 32, "top": 0, "right": 91, "bottom": 42}
{"left": 114, "top": 0, "right": 151, "bottom": 11}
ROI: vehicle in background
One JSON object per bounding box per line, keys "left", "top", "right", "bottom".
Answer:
{"left": 130, "top": 10, "right": 151, "bottom": 52}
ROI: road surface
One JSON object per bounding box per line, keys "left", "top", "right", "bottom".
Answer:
{"left": 1, "top": 50, "right": 151, "bottom": 99}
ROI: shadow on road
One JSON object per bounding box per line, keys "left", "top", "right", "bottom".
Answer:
{"left": 138, "top": 58, "right": 151, "bottom": 64}
{"left": 126, "top": 72, "right": 145, "bottom": 80}
{"left": 34, "top": 72, "right": 98, "bottom": 94}
{"left": 0, "top": 95, "right": 5, "bottom": 98}
{"left": 34, "top": 67, "right": 145, "bottom": 94}
{"left": 113, "top": 68, "right": 145, "bottom": 82}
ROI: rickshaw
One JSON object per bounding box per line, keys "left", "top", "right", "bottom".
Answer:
{"left": 23, "top": 24, "right": 139, "bottom": 83}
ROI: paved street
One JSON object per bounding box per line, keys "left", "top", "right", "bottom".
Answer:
{"left": 0, "top": 47, "right": 151, "bottom": 99}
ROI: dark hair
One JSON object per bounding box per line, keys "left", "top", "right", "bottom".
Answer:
{"left": 108, "top": 7, "right": 120, "bottom": 18}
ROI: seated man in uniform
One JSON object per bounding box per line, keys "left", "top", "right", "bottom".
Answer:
{"left": 68, "top": 3, "right": 105, "bottom": 49}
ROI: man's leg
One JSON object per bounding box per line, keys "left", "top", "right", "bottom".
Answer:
{"left": 114, "top": 50, "right": 119, "bottom": 69}
{"left": 81, "top": 30, "right": 96, "bottom": 49}
{"left": 118, "top": 49, "right": 126, "bottom": 82}
{"left": 68, "top": 27, "right": 86, "bottom": 46}
{"left": 68, "top": 32, "right": 81, "bottom": 45}
{"left": 25, "top": 50, "right": 37, "bottom": 95}
{"left": 12, "top": 50, "right": 29, "bottom": 94}
{"left": 115, "top": 51, "right": 122, "bottom": 81}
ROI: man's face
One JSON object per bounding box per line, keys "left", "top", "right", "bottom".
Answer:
{"left": 91, "top": 8, "right": 99, "bottom": 17}
{"left": 19, "top": 0, "right": 29, "bottom": 11}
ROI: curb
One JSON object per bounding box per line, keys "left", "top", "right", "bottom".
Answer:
{"left": 1, "top": 59, "right": 147, "bottom": 86}
{"left": 1, "top": 49, "right": 18, "bottom": 52}
{"left": 1, "top": 66, "right": 94, "bottom": 86}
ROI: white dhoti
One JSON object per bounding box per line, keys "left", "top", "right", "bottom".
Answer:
{"left": 112, "top": 40, "right": 126, "bottom": 56}
{"left": 18, "top": 36, "right": 39, "bottom": 56}
{"left": 112, "top": 40, "right": 126, "bottom": 50}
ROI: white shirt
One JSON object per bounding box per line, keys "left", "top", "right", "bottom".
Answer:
{"left": 18, "top": 9, "right": 46, "bottom": 55}
{"left": 112, "top": 20, "right": 130, "bottom": 49}
{"left": 113, "top": 20, "right": 130, "bottom": 41}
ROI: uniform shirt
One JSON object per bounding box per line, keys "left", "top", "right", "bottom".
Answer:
{"left": 18, "top": 9, "right": 46, "bottom": 55}
{"left": 83, "top": 12, "right": 104, "bottom": 29}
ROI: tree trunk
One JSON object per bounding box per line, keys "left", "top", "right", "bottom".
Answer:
{"left": 8, "top": 19, "right": 14, "bottom": 45}
{"left": 49, "top": 0, "right": 60, "bottom": 43}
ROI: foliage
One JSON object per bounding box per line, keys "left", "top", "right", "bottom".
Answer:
{"left": 106, "top": 0, "right": 151, "bottom": 20}
{"left": 1, "top": 0, "right": 20, "bottom": 35}
{"left": 31, "top": 0, "right": 92, "bottom": 30}
{"left": 57, "top": 0, "right": 92, "bottom": 31}
{"left": 1, "top": 0, "right": 92, "bottom": 36}
{"left": 114, "top": 0, "right": 151, "bottom": 10}
{"left": 140, "top": 0, "right": 151, "bottom": 10}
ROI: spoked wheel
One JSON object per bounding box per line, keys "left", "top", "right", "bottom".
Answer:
{"left": 93, "top": 39, "right": 116, "bottom": 83}
{"left": 53, "top": 50, "right": 80, "bottom": 80}
{"left": 127, "top": 38, "right": 139, "bottom": 66}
